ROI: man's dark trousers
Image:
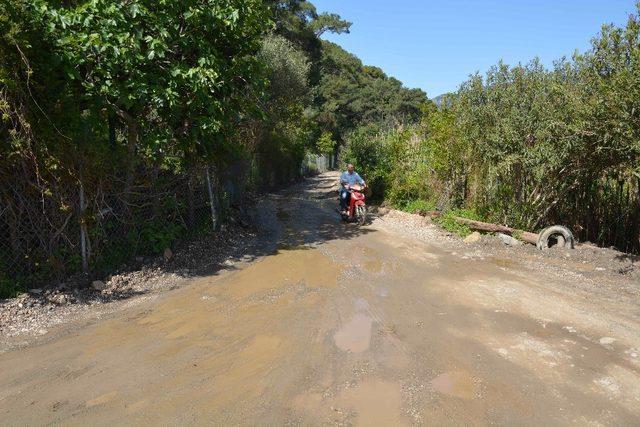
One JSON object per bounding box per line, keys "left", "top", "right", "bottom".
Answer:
{"left": 339, "top": 188, "right": 350, "bottom": 211}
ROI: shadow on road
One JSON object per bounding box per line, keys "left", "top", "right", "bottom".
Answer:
{"left": 163, "top": 172, "right": 376, "bottom": 280}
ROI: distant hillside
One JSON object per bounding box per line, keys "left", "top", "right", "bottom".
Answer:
{"left": 432, "top": 93, "right": 453, "bottom": 108}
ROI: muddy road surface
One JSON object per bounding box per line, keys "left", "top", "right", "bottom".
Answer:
{"left": 1, "top": 172, "right": 639, "bottom": 425}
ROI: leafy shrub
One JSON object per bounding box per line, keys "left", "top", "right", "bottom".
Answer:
{"left": 434, "top": 209, "right": 482, "bottom": 237}
{"left": 0, "top": 269, "right": 23, "bottom": 299}
{"left": 398, "top": 199, "right": 435, "bottom": 214}
{"left": 348, "top": 6, "right": 640, "bottom": 252}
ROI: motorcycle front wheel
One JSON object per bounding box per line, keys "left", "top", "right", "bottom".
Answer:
{"left": 356, "top": 205, "right": 366, "bottom": 226}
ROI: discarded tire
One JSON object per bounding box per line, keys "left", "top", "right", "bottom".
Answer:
{"left": 537, "top": 225, "right": 574, "bottom": 250}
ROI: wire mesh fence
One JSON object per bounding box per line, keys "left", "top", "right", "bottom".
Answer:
{"left": 301, "top": 153, "right": 334, "bottom": 176}
{"left": 0, "top": 164, "right": 220, "bottom": 296}
{"left": 0, "top": 145, "right": 334, "bottom": 297}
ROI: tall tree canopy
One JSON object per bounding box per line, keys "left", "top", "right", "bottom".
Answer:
{"left": 315, "top": 41, "right": 429, "bottom": 141}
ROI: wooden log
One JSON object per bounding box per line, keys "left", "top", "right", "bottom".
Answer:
{"left": 518, "top": 231, "right": 539, "bottom": 246}
{"left": 453, "top": 216, "right": 539, "bottom": 245}
{"left": 418, "top": 210, "right": 539, "bottom": 245}
{"left": 420, "top": 210, "right": 442, "bottom": 218}
{"left": 452, "top": 217, "right": 512, "bottom": 234}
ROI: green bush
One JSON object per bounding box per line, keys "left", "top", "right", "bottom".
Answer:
{"left": 434, "top": 209, "right": 482, "bottom": 238}
{"left": 0, "top": 269, "right": 24, "bottom": 299}
{"left": 343, "top": 6, "right": 640, "bottom": 252}
{"left": 397, "top": 199, "right": 435, "bottom": 214}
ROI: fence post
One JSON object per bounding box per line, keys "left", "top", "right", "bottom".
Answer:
{"left": 79, "top": 182, "right": 89, "bottom": 274}
{"left": 205, "top": 166, "right": 218, "bottom": 231}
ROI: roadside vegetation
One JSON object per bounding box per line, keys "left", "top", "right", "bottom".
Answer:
{"left": 342, "top": 5, "right": 640, "bottom": 251}
{"left": 0, "top": 0, "right": 426, "bottom": 297}
{"left": 3, "top": 1, "right": 638, "bottom": 298}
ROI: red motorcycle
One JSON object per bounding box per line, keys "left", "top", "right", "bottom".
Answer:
{"left": 340, "top": 184, "right": 367, "bottom": 225}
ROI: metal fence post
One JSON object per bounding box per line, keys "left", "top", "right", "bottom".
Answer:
{"left": 79, "top": 182, "right": 89, "bottom": 274}
{"left": 205, "top": 166, "right": 218, "bottom": 231}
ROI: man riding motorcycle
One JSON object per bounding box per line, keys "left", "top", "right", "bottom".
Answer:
{"left": 339, "top": 163, "right": 366, "bottom": 216}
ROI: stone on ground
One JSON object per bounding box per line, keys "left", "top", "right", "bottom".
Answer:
{"left": 497, "top": 232, "right": 523, "bottom": 246}
{"left": 464, "top": 231, "right": 482, "bottom": 244}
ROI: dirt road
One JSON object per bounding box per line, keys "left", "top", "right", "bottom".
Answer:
{"left": 1, "top": 172, "right": 639, "bottom": 425}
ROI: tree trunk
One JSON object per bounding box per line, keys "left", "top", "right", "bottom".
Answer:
{"left": 421, "top": 211, "right": 539, "bottom": 245}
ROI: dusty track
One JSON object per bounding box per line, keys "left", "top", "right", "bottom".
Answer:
{"left": 1, "top": 172, "right": 639, "bottom": 425}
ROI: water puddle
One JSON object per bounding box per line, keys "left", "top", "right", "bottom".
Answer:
{"left": 293, "top": 380, "right": 407, "bottom": 426}
{"left": 225, "top": 248, "right": 339, "bottom": 298}
{"left": 339, "top": 380, "right": 407, "bottom": 426}
{"left": 334, "top": 313, "right": 374, "bottom": 353}
{"left": 430, "top": 371, "right": 477, "bottom": 399}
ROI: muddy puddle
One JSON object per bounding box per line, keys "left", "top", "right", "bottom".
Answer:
{"left": 217, "top": 247, "right": 340, "bottom": 297}
{"left": 339, "top": 380, "right": 407, "bottom": 426}
{"left": 334, "top": 313, "right": 374, "bottom": 353}
{"left": 431, "top": 371, "right": 478, "bottom": 399}
{"left": 0, "top": 246, "right": 343, "bottom": 425}
{"left": 294, "top": 380, "right": 407, "bottom": 426}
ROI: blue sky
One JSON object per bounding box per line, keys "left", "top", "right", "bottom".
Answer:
{"left": 314, "top": 0, "right": 637, "bottom": 98}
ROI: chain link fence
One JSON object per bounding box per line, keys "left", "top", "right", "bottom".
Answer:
{"left": 0, "top": 163, "right": 224, "bottom": 296}
{"left": 1, "top": 148, "right": 332, "bottom": 297}
{"left": 301, "top": 153, "right": 334, "bottom": 175}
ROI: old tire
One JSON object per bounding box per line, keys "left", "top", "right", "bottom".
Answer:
{"left": 537, "top": 225, "right": 574, "bottom": 250}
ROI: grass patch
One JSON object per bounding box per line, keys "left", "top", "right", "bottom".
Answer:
{"left": 396, "top": 198, "right": 435, "bottom": 214}
{"left": 433, "top": 208, "right": 482, "bottom": 238}
{"left": 390, "top": 197, "right": 485, "bottom": 239}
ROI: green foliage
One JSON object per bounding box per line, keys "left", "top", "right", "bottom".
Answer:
{"left": 138, "top": 222, "right": 183, "bottom": 254}
{"left": 340, "top": 124, "right": 390, "bottom": 199}
{"left": 0, "top": 0, "right": 273, "bottom": 294}
{"left": 315, "top": 41, "right": 429, "bottom": 142}
{"left": 40, "top": 0, "right": 269, "bottom": 159}
{"left": 0, "top": 268, "right": 23, "bottom": 300}
{"left": 399, "top": 199, "right": 435, "bottom": 214}
{"left": 434, "top": 209, "right": 481, "bottom": 238}
{"left": 309, "top": 12, "right": 352, "bottom": 37}
{"left": 316, "top": 131, "right": 336, "bottom": 154}
{"left": 341, "top": 123, "right": 433, "bottom": 205}
{"left": 354, "top": 4, "right": 640, "bottom": 252}
{"left": 259, "top": 34, "right": 311, "bottom": 106}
